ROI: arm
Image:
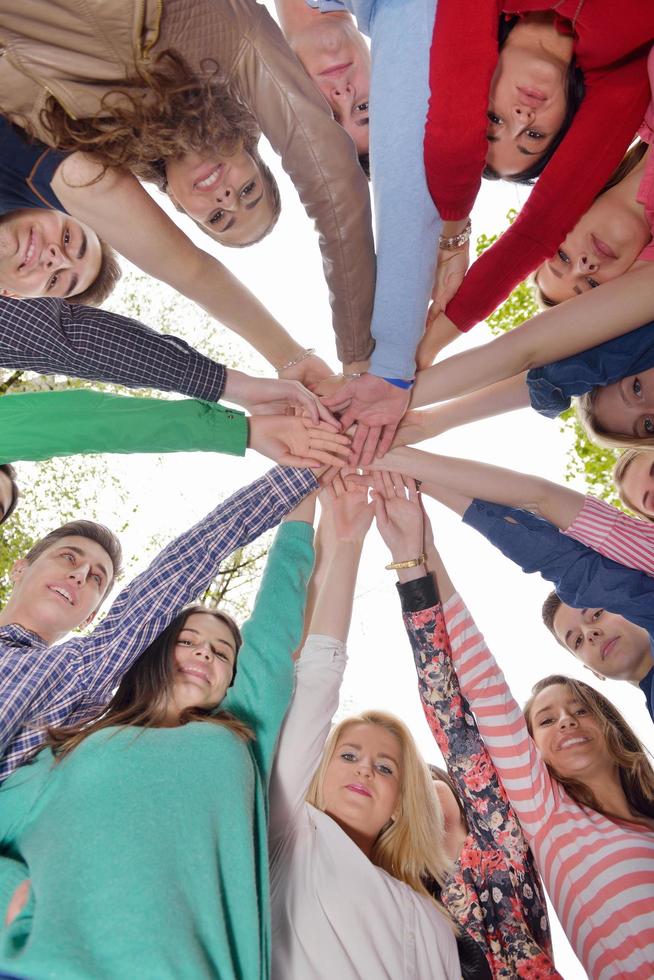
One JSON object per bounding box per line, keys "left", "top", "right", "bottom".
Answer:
{"left": 365, "top": 0, "right": 441, "bottom": 381}
{"left": 372, "top": 445, "right": 585, "bottom": 530}
{"left": 412, "top": 264, "right": 654, "bottom": 409}
{"left": 445, "top": 56, "right": 652, "bottom": 332}
{"left": 394, "top": 373, "right": 531, "bottom": 446}
{"left": 269, "top": 477, "right": 373, "bottom": 844}
{"left": 221, "top": 514, "right": 315, "bottom": 781}
{"left": 0, "top": 389, "right": 248, "bottom": 463}
{"left": 51, "top": 157, "right": 303, "bottom": 370}
{"left": 234, "top": 9, "right": 375, "bottom": 368}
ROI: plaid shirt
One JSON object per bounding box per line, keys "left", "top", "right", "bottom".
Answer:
{"left": 0, "top": 465, "right": 317, "bottom": 780}
{"left": 0, "top": 296, "right": 226, "bottom": 401}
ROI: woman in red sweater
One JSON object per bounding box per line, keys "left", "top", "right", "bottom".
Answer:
{"left": 420, "top": 1, "right": 654, "bottom": 364}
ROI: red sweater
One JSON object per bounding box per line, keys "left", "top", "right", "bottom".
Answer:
{"left": 425, "top": 0, "right": 654, "bottom": 332}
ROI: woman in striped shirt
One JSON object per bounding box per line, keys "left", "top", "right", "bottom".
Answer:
{"left": 365, "top": 467, "right": 654, "bottom": 977}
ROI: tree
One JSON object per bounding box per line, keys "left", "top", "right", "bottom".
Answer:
{"left": 476, "top": 212, "right": 622, "bottom": 506}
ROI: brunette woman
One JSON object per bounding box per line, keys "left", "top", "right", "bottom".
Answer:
{"left": 269, "top": 476, "right": 459, "bottom": 980}
{"left": 0, "top": 0, "right": 375, "bottom": 378}
{"left": 0, "top": 496, "right": 316, "bottom": 979}
{"left": 419, "top": 2, "right": 654, "bottom": 363}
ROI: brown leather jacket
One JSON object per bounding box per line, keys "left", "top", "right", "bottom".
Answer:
{"left": 0, "top": 0, "right": 375, "bottom": 364}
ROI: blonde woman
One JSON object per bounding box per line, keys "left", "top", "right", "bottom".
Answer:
{"left": 269, "top": 476, "right": 459, "bottom": 980}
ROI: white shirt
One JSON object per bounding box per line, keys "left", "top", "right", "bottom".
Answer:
{"left": 269, "top": 634, "right": 460, "bottom": 980}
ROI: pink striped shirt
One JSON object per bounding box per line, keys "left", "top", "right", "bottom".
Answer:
{"left": 444, "top": 592, "right": 654, "bottom": 980}
{"left": 564, "top": 495, "right": 654, "bottom": 577}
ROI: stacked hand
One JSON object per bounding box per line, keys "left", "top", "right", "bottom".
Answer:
{"left": 319, "top": 471, "right": 374, "bottom": 543}
{"left": 249, "top": 417, "right": 351, "bottom": 468}
{"left": 371, "top": 471, "right": 424, "bottom": 561}
{"left": 322, "top": 374, "right": 411, "bottom": 466}
{"left": 223, "top": 370, "right": 338, "bottom": 425}
{"left": 277, "top": 353, "right": 333, "bottom": 389}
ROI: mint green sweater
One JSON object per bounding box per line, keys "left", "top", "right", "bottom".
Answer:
{"left": 0, "top": 389, "right": 248, "bottom": 463}
{"left": 0, "top": 521, "right": 314, "bottom": 980}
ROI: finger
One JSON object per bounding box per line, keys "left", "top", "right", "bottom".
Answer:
{"left": 332, "top": 472, "right": 345, "bottom": 497}
{"left": 311, "top": 397, "right": 339, "bottom": 426}
{"left": 373, "top": 491, "right": 388, "bottom": 528}
{"left": 346, "top": 472, "right": 375, "bottom": 488}
{"left": 376, "top": 422, "right": 399, "bottom": 461}
{"left": 306, "top": 438, "right": 351, "bottom": 458}
{"left": 296, "top": 393, "right": 320, "bottom": 425}
{"left": 405, "top": 477, "right": 419, "bottom": 500}
{"left": 322, "top": 381, "right": 354, "bottom": 409}
{"left": 390, "top": 471, "right": 407, "bottom": 498}
{"left": 319, "top": 467, "right": 340, "bottom": 492}
{"left": 348, "top": 422, "right": 369, "bottom": 466}
{"left": 307, "top": 424, "right": 351, "bottom": 443}
{"left": 311, "top": 449, "right": 356, "bottom": 468}
{"left": 381, "top": 469, "right": 395, "bottom": 500}
{"left": 359, "top": 426, "right": 382, "bottom": 467}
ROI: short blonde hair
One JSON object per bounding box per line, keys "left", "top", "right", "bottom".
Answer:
{"left": 613, "top": 448, "right": 654, "bottom": 520}
{"left": 307, "top": 711, "right": 453, "bottom": 910}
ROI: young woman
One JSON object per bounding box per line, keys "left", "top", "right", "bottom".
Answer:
{"left": 373, "top": 471, "right": 561, "bottom": 979}
{"left": 615, "top": 449, "right": 654, "bottom": 522}
{"left": 0, "top": 496, "right": 316, "bottom": 979}
{"left": 0, "top": 389, "right": 351, "bottom": 469}
{"left": 0, "top": 464, "right": 17, "bottom": 526}
{"left": 269, "top": 476, "right": 460, "bottom": 980}
{"left": 0, "top": 0, "right": 376, "bottom": 377}
{"left": 419, "top": 2, "right": 654, "bottom": 363}
{"left": 365, "top": 470, "right": 654, "bottom": 976}
{"left": 536, "top": 47, "right": 654, "bottom": 306}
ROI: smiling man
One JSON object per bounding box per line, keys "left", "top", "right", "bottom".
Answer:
{"left": 0, "top": 463, "right": 317, "bottom": 781}
{"left": 0, "top": 117, "right": 119, "bottom": 306}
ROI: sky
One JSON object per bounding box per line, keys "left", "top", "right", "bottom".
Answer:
{"left": 20, "top": 15, "right": 653, "bottom": 975}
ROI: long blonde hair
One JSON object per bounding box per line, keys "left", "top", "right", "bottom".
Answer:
{"left": 307, "top": 711, "right": 452, "bottom": 909}
{"left": 613, "top": 448, "right": 654, "bottom": 520}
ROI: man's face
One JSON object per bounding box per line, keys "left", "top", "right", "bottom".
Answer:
{"left": 8, "top": 535, "right": 114, "bottom": 643}
{"left": 290, "top": 16, "right": 370, "bottom": 154}
{"left": 552, "top": 604, "right": 653, "bottom": 683}
{"left": 0, "top": 209, "right": 102, "bottom": 300}
{"left": 0, "top": 470, "right": 13, "bottom": 524}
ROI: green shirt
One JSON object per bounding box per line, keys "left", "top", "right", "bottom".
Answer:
{"left": 0, "top": 389, "right": 248, "bottom": 463}
{"left": 0, "top": 521, "right": 314, "bottom": 980}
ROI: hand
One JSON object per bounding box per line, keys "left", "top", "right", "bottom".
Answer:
{"left": 4, "top": 880, "right": 30, "bottom": 927}
{"left": 319, "top": 472, "right": 374, "bottom": 543}
{"left": 322, "top": 374, "right": 411, "bottom": 466}
{"left": 223, "top": 371, "right": 338, "bottom": 425}
{"left": 307, "top": 374, "right": 348, "bottom": 401}
{"left": 432, "top": 242, "right": 469, "bottom": 313}
{"left": 372, "top": 471, "right": 424, "bottom": 561}
{"left": 416, "top": 311, "right": 462, "bottom": 370}
{"left": 248, "top": 416, "right": 351, "bottom": 468}
{"left": 278, "top": 353, "right": 334, "bottom": 389}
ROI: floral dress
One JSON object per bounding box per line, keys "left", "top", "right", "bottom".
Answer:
{"left": 401, "top": 583, "right": 562, "bottom": 979}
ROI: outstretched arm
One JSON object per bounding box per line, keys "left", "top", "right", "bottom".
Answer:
{"left": 51, "top": 155, "right": 312, "bottom": 374}
{"left": 269, "top": 476, "right": 374, "bottom": 845}
{"left": 412, "top": 264, "right": 654, "bottom": 409}
{"left": 370, "top": 445, "right": 584, "bottom": 530}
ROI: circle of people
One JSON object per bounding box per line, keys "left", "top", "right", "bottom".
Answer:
{"left": 0, "top": 1, "right": 652, "bottom": 978}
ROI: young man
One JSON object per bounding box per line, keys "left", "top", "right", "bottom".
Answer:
{"left": 364, "top": 444, "right": 654, "bottom": 724}
{"left": 0, "top": 464, "right": 318, "bottom": 781}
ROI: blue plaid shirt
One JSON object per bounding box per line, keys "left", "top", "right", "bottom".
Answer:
{"left": 0, "top": 465, "right": 317, "bottom": 780}
{"left": 0, "top": 296, "right": 226, "bottom": 402}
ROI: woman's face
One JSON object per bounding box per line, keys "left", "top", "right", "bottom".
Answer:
{"left": 592, "top": 369, "right": 654, "bottom": 440}
{"left": 535, "top": 194, "right": 650, "bottom": 303}
{"left": 528, "top": 683, "right": 613, "bottom": 781}
{"left": 0, "top": 209, "right": 101, "bottom": 299}
{"left": 322, "top": 722, "right": 402, "bottom": 843}
{"left": 486, "top": 43, "right": 567, "bottom": 176}
{"left": 620, "top": 452, "right": 654, "bottom": 517}
{"left": 166, "top": 612, "right": 237, "bottom": 719}
{"left": 165, "top": 149, "right": 274, "bottom": 246}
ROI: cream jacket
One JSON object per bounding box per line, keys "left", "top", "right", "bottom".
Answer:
{"left": 0, "top": 0, "right": 375, "bottom": 364}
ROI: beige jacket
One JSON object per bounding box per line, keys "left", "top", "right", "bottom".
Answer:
{"left": 0, "top": 0, "right": 375, "bottom": 364}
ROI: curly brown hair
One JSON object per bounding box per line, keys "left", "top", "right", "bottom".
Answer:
{"left": 40, "top": 50, "right": 281, "bottom": 247}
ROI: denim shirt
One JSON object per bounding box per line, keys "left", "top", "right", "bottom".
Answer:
{"left": 463, "top": 499, "right": 654, "bottom": 722}
{"left": 527, "top": 320, "right": 654, "bottom": 418}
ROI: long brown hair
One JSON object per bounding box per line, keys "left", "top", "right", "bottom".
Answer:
{"left": 40, "top": 50, "right": 281, "bottom": 246}
{"left": 524, "top": 675, "right": 654, "bottom": 821}
{"left": 47, "top": 605, "right": 252, "bottom": 760}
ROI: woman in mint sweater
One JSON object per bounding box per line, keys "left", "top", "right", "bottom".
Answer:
{"left": 0, "top": 497, "right": 315, "bottom": 980}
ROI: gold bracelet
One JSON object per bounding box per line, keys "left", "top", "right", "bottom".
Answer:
{"left": 385, "top": 553, "right": 426, "bottom": 571}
